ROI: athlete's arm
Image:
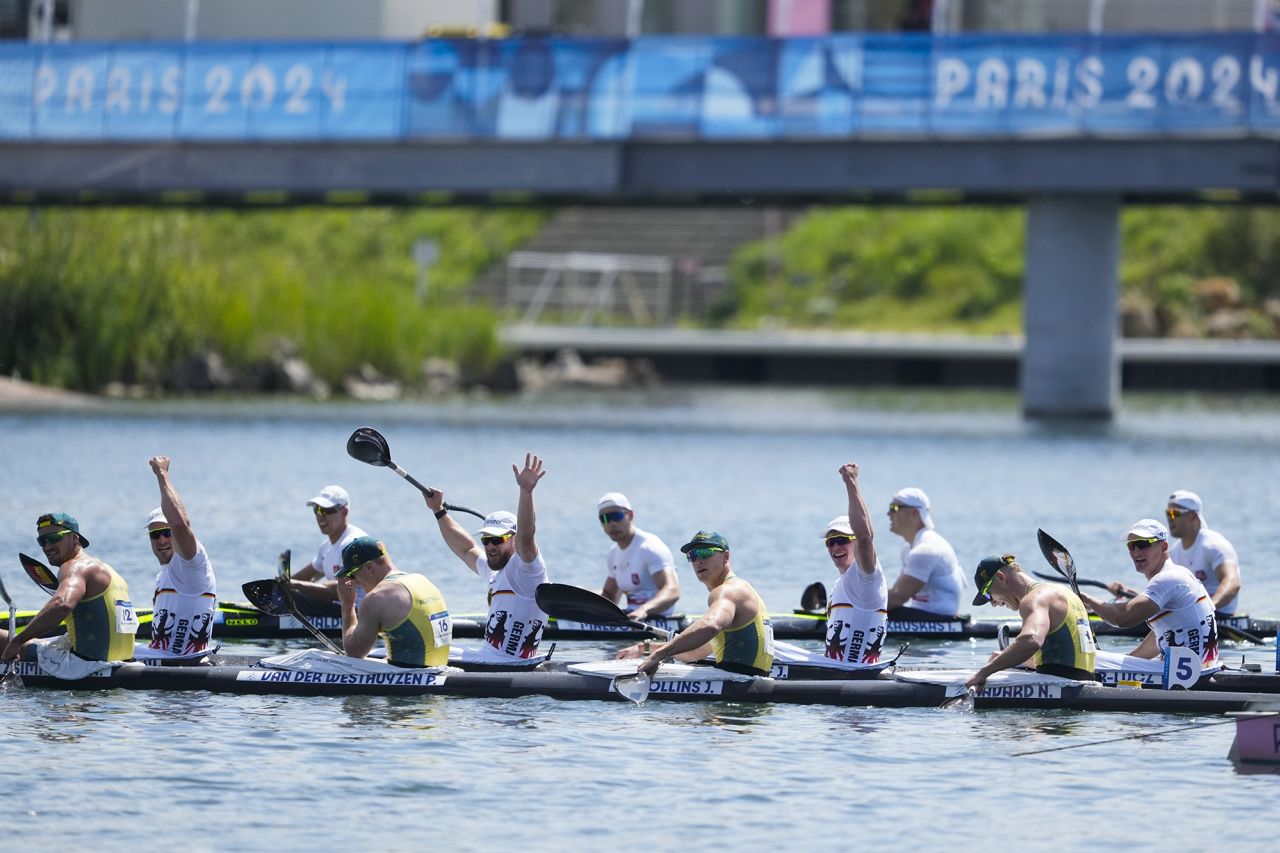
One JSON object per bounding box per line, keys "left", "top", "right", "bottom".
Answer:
{"left": 965, "top": 596, "right": 1052, "bottom": 689}
{"left": 1079, "top": 592, "right": 1159, "bottom": 628}
{"left": 423, "top": 492, "right": 484, "bottom": 573}
{"left": 635, "top": 589, "right": 740, "bottom": 675}
{"left": 152, "top": 456, "right": 198, "bottom": 561}
{"left": 887, "top": 575, "right": 926, "bottom": 610}
{"left": 339, "top": 579, "right": 382, "bottom": 659}
{"left": 840, "top": 463, "right": 879, "bottom": 577}
{"left": 512, "top": 453, "right": 545, "bottom": 564}
{"left": 630, "top": 569, "right": 679, "bottom": 622}
{"left": 600, "top": 576, "right": 621, "bottom": 605}
{"left": 1212, "top": 561, "right": 1241, "bottom": 611}
{"left": 1, "top": 564, "right": 92, "bottom": 660}
{"left": 293, "top": 562, "right": 323, "bottom": 583}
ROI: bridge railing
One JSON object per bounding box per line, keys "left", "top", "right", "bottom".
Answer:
{"left": 5, "top": 33, "right": 1280, "bottom": 141}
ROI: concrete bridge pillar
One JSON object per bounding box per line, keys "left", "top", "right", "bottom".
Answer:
{"left": 1021, "top": 196, "right": 1122, "bottom": 419}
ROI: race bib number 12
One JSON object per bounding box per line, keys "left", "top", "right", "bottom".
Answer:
{"left": 115, "top": 599, "right": 140, "bottom": 634}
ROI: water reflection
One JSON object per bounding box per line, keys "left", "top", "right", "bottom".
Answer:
{"left": 334, "top": 695, "right": 444, "bottom": 732}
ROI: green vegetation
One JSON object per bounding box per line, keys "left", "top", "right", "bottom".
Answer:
{"left": 720, "top": 206, "right": 1280, "bottom": 338}
{"left": 0, "top": 207, "right": 544, "bottom": 391}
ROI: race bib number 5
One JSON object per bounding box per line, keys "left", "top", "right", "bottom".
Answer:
{"left": 115, "top": 599, "right": 140, "bottom": 634}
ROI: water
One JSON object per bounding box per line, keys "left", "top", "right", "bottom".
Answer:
{"left": 2, "top": 388, "right": 1279, "bottom": 850}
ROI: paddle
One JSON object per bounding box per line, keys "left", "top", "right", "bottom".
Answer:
{"left": 346, "top": 427, "right": 485, "bottom": 520}
{"left": 798, "top": 581, "right": 827, "bottom": 614}
{"left": 0, "top": 570, "right": 16, "bottom": 686}
{"left": 535, "top": 583, "right": 673, "bottom": 704}
{"left": 1035, "top": 529, "right": 1265, "bottom": 646}
{"left": 1030, "top": 569, "right": 1134, "bottom": 599}
{"left": 534, "top": 583, "right": 673, "bottom": 640}
{"left": 241, "top": 579, "right": 288, "bottom": 616}
{"left": 18, "top": 553, "right": 57, "bottom": 594}
{"left": 275, "top": 550, "right": 344, "bottom": 655}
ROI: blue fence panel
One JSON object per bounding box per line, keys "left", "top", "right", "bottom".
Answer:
{"left": 8, "top": 36, "right": 1280, "bottom": 143}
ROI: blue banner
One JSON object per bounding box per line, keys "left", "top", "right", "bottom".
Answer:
{"left": 4, "top": 34, "right": 1280, "bottom": 141}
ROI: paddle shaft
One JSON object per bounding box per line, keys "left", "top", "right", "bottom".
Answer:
{"left": 389, "top": 465, "right": 485, "bottom": 520}
{"left": 276, "top": 553, "right": 344, "bottom": 655}
{"left": 0, "top": 574, "right": 15, "bottom": 684}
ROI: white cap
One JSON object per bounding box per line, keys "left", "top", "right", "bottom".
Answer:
{"left": 476, "top": 510, "right": 517, "bottom": 537}
{"left": 1126, "top": 518, "right": 1169, "bottom": 542}
{"left": 1167, "top": 490, "right": 1207, "bottom": 528}
{"left": 307, "top": 485, "right": 349, "bottom": 509}
{"left": 892, "top": 487, "right": 933, "bottom": 529}
{"left": 596, "top": 492, "right": 633, "bottom": 513}
{"left": 822, "top": 515, "right": 854, "bottom": 537}
{"left": 145, "top": 508, "right": 167, "bottom": 529}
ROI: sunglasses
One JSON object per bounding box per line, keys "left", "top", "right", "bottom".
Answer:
{"left": 1165, "top": 507, "right": 1189, "bottom": 521}
{"left": 1126, "top": 537, "right": 1162, "bottom": 552}
{"left": 481, "top": 533, "right": 513, "bottom": 547}
{"left": 824, "top": 535, "right": 854, "bottom": 548}
{"left": 313, "top": 505, "right": 343, "bottom": 516}
{"left": 686, "top": 546, "right": 725, "bottom": 562}
{"left": 889, "top": 503, "right": 904, "bottom": 513}
{"left": 598, "top": 510, "right": 628, "bottom": 524}
{"left": 36, "top": 529, "right": 77, "bottom": 547}
{"left": 149, "top": 528, "right": 173, "bottom": 541}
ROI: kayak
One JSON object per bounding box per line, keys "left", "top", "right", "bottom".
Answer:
{"left": 8, "top": 604, "right": 1276, "bottom": 643}
{"left": 11, "top": 655, "right": 1279, "bottom": 714}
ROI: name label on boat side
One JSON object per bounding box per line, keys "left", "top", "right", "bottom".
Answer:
{"left": 280, "top": 616, "right": 343, "bottom": 631}
{"left": 13, "top": 661, "right": 115, "bottom": 678}
{"left": 648, "top": 679, "right": 724, "bottom": 696}
{"left": 976, "top": 684, "right": 1062, "bottom": 699}
{"left": 555, "top": 619, "right": 683, "bottom": 633}
{"left": 886, "top": 620, "right": 964, "bottom": 634}
{"left": 236, "top": 670, "right": 447, "bottom": 687}
{"left": 1099, "top": 670, "right": 1160, "bottom": 686}
{"left": 771, "top": 665, "right": 789, "bottom": 679}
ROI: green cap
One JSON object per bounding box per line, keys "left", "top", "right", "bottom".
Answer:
{"left": 680, "top": 530, "right": 729, "bottom": 553}
{"left": 972, "top": 554, "right": 1016, "bottom": 606}
{"left": 340, "top": 536, "right": 387, "bottom": 575}
{"left": 36, "top": 512, "right": 89, "bottom": 548}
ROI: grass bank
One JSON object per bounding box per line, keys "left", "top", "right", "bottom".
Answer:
{"left": 0, "top": 207, "right": 545, "bottom": 392}
{"left": 721, "top": 206, "right": 1280, "bottom": 338}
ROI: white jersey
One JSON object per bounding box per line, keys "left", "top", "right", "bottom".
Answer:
{"left": 1170, "top": 528, "right": 1240, "bottom": 616}
{"left": 315, "top": 524, "right": 368, "bottom": 581}
{"left": 476, "top": 552, "right": 550, "bottom": 660}
{"left": 1143, "top": 560, "right": 1220, "bottom": 669}
{"left": 898, "top": 529, "right": 965, "bottom": 616}
{"left": 150, "top": 540, "right": 217, "bottom": 657}
{"left": 824, "top": 557, "right": 888, "bottom": 665}
{"left": 607, "top": 527, "right": 678, "bottom": 616}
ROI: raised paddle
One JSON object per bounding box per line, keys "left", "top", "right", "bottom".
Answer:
{"left": 275, "top": 550, "right": 344, "bottom": 655}
{"left": 798, "top": 581, "right": 827, "bottom": 614}
{"left": 0, "top": 570, "right": 17, "bottom": 686}
{"left": 18, "top": 553, "right": 57, "bottom": 594}
{"left": 346, "top": 427, "right": 485, "bottom": 520}
{"left": 241, "top": 579, "right": 289, "bottom": 616}
{"left": 1030, "top": 569, "right": 1134, "bottom": 599}
{"left": 1035, "top": 529, "right": 1266, "bottom": 646}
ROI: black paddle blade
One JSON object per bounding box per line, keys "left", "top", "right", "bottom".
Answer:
{"left": 346, "top": 426, "right": 392, "bottom": 467}
{"left": 535, "top": 583, "right": 630, "bottom": 625}
{"left": 242, "top": 579, "right": 289, "bottom": 616}
{"left": 18, "top": 554, "right": 57, "bottom": 593}
{"left": 800, "top": 581, "right": 827, "bottom": 613}
{"left": 1036, "top": 529, "right": 1075, "bottom": 578}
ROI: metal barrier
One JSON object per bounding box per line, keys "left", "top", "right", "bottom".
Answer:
{"left": 505, "top": 251, "right": 675, "bottom": 325}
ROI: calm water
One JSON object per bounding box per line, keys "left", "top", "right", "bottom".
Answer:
{"left": 2, "top": 388, "right": 1279, "bottom": 850}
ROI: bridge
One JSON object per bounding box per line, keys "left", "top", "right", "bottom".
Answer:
{"left": 5, "top": 33, "right": 1280, "bottom": 417}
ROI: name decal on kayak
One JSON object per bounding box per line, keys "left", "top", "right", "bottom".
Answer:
{"left": 977, "top": 684, "right": 1063, "bottom": 699}
{"left": 280, "top": 616, "right": 343, "bottom": 631}
{"left": 648, "top": 679, "right": 724, "bottom": 695}
{"left": 556, "top": 619, "right": 683, "bottom": 633}
{"left": 887, "top": 621, "right": 964, "bottom": 634}
{"left": 236, "top": 670, "right": 447, "bottom": 687}
{"left": 770, "top": 665, "right": 790, "bottom": 679}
